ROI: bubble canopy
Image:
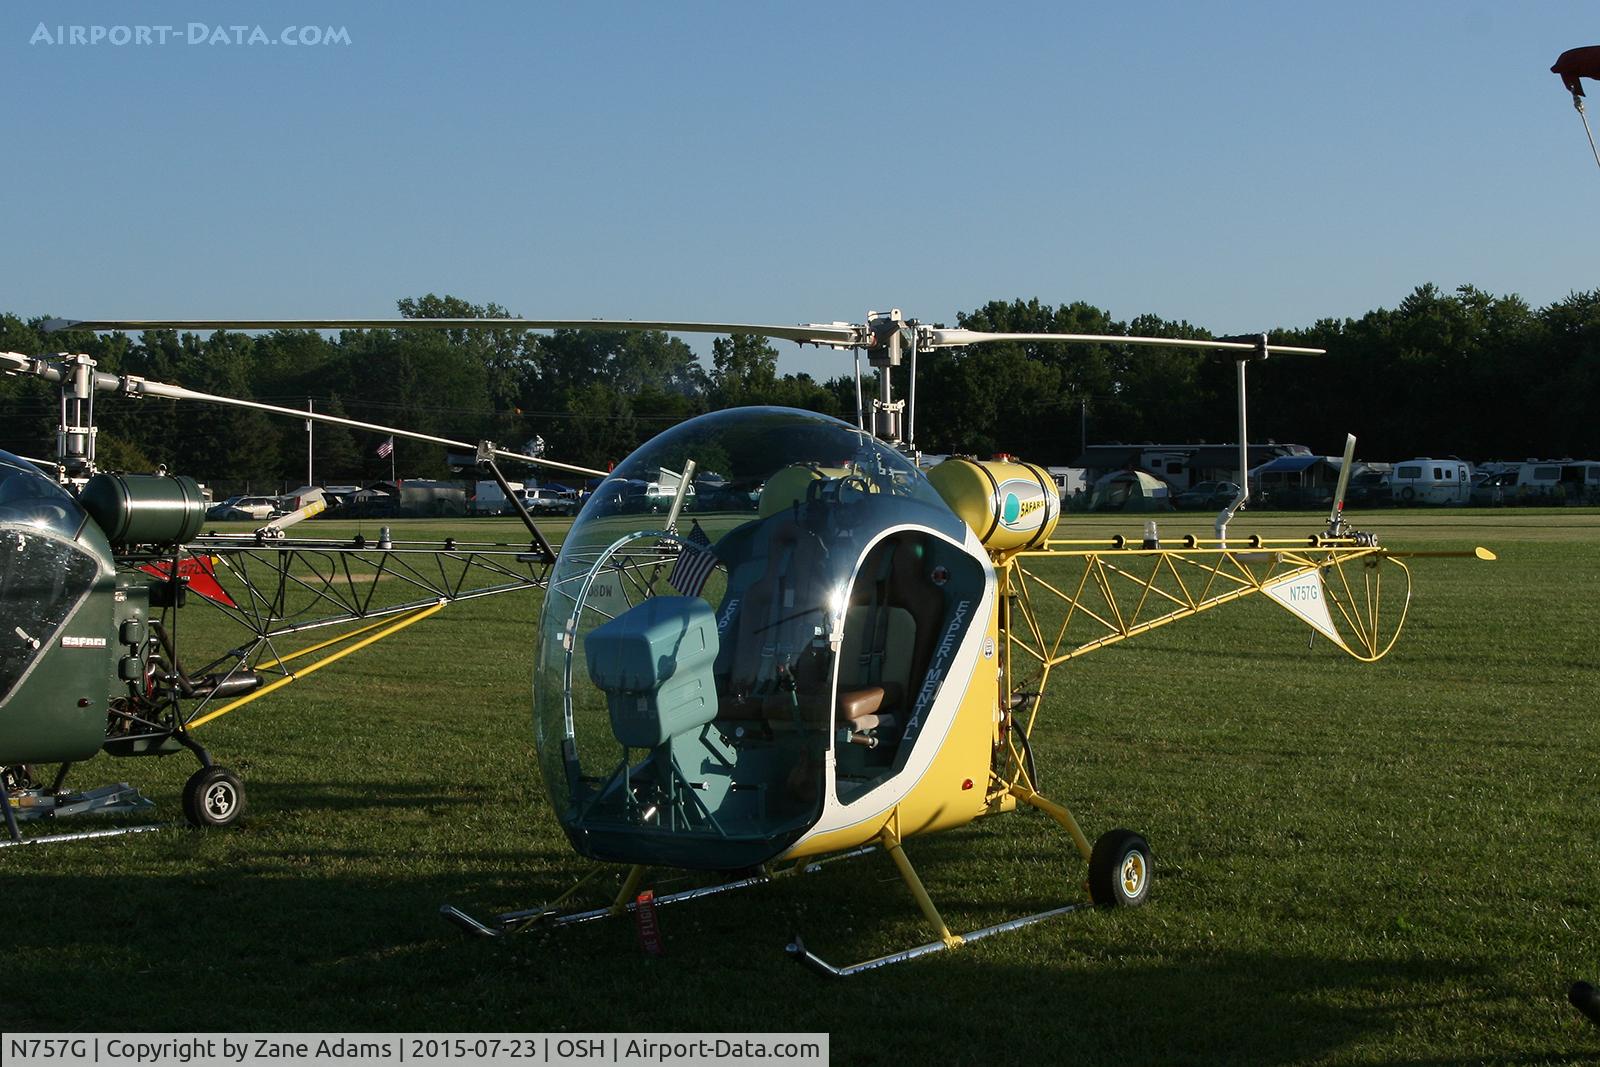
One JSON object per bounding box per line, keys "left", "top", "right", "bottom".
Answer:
{"left": 0, "top": 450, "right": 87, "bottom": 541}
{"left": 533, "top": 408, "right": 980, "bottom": 869}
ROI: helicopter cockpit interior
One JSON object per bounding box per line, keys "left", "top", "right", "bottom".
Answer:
{"left": 534, "top": 409, "right": 986, "bottom": 870}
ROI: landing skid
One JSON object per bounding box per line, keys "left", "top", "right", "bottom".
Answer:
{"left": 0, "top": 823, "right": 166, "bottom": 849}
{"left": 442, "top": 869, "right": 778, "bottom": 938}
{"left": 443, "top": 802, "right": 1144, "bottom": 978}
{"left": 440, "top": 847, "right": 877, "bottom": 939}
{"left": 777, "top": 821, "right": 1107, "bottom": 978}
{"left": 787, "top": 902, "right": 1092, "bottom": 977}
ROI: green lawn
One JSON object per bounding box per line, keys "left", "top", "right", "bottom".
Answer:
{"left": 4, "top": 509, "right": 1598, "bottom": 1065}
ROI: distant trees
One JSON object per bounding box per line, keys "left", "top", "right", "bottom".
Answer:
{"left": 1, "top": 284, "right": 1596, "bottom": 493}
{"left": 311, "top": 395, "right": 362, "bottom": 484}
{"left": 1260, "top": 284, "right": 1600, "bottom": 460}
{"left": 915, "top": 298, "right": 1215, "bottom": 458}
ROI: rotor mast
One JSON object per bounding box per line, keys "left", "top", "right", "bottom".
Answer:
{"left": 0, "top": 351, "right": 101, "bottom": 478}
{"left": 864, "top": 309, "right": 910, "bottom": 451}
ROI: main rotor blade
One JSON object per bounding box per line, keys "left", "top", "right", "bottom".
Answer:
{"left": 41, "top": 318, "right": 1325, "bottom": 356}
{"left": 139, "top": 380, "right": 609, "bottom": 478}
{"left": 42, "top": 317, "right": 861, "bottom": 346}
{"left": 2, "top": 351, "right": 605, "bottom": 478}
{"left": 925, "top": 329, "right": 1324, "bottom": 356}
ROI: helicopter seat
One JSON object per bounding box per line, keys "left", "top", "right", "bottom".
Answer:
{"left": 714, "top": 518, "right": 832, "bottom": 729}
{"left": 835, "top": 682, "right": 905, "bottom": 732}
{"left": 834, "top": 536, "right": 947, "bottom": 763}
{"left": 837, "top": 683, "right": 898, "bottom": 721}
{"left": 586, "top": 596, "right": 720, "bottom": 750}
{"left": 837, "top": 605, "right": 915, "bottom": 730}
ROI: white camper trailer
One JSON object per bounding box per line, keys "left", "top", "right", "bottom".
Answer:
{"left": 1045, "top": 466, "right": 1088, "bottom": 499}
{"left": 1389, "top": 458, "right": 1472, "bottom": 505}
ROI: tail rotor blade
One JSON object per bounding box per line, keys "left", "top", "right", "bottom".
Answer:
{"left": 1328, "top": 433, "right": 1357, "bottom": 529}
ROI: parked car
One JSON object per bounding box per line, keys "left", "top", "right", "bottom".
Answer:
{"left": 1256, "top": 484, "right": 1335, "bottom": 511}
{"left": 1174, "top": 481, "right": 1240, "bottom": 510}
{"left": 1470, "top": 469, "right": 1517, "bottom": 507}
{"left": 1343, "top": 469, "right": 1391, "bottom": 508}
{"left": 205, "top": 495, "right": 280, "bottom": 521}
{"left": 517, "top": 487, "right": 579, "bottom": 516}
{"left": 694, "top": 480, "right": 762, "bottom": 512}
{"left": 205, "top": 495, "right": 242, "bottom": 520}
{"left": 612, "top": 479, "right": 697, "bottom": 513}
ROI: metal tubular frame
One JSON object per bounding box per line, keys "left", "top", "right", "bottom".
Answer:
{"left": 998, "top": 540, "right": 1409, "bottom": 671}
{"left": 102, "top": 537, "right": 551, "bottom": 750}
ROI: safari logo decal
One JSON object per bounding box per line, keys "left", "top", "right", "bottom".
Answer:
{"left": 996, "top": 478, "right": 1050, "bottom": 531}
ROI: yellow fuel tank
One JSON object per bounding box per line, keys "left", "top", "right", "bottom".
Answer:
{"left": 758, "top": 465, "right": 869, "bottom": 517}
{"left": 927, "top": 458, "right": 1061, "bottom": 551}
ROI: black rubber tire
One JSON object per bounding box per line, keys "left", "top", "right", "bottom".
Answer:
{"left": 183, "top": 766, "right": 246, "bottom": 828}
{"left": 1089, "top": 829, "right": 1152, "bottom": 907}
{"left": 1572, "top": 981, "right": 1600, "bottom": 1026}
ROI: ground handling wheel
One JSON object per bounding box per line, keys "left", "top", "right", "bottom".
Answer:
{"left": 1572, "top": 981, "right": 1600, "bottom": 1027}
{"left": 183, "top": 766, "right": 246, "bottom": 828}
{"left": 1089, "top": 829, "right": 1152, "bottom": 907}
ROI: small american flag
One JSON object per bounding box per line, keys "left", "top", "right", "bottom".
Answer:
{"left": 667, "top": 521, "right": 717, "bottom": 597}
{"left": 375, "top": 436, "right": 394, "bottom": 458}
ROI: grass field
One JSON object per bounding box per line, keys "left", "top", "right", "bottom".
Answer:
{"left": 4, "top": 508, "right": 1598, "bottom": 1064}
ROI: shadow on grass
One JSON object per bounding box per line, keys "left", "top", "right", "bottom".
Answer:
{"left": 4, "top": 859, "right": 1591, "bottom": 1066}
{"left": 243, "top": 778, "right": 496, "bottom": 814}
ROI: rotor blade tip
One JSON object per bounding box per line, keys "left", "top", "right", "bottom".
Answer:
{"left": 40, "top": 318, "right": 80, "bottom": 333}
{"left": 1474, "top": 546, "right": 1497, "bottom": 561}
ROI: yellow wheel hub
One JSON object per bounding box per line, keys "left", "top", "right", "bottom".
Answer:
{"left": 1120, "top": 851, "right": 1146, "bottom": 897}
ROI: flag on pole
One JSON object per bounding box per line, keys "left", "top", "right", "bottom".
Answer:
{"left": 375, "top": 436, "right": 394, "bottom": 458}
{"left": 667, "top": 521, "right": 717, "bottom": 597}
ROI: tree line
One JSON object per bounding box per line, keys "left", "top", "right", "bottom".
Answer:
{"left": 2, "top": 284, "right": 1595, "bottom": 493}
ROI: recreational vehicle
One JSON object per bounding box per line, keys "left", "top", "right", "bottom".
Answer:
{"left": 1558, "top": 461, "right": 1600, "bottom": 504}
{"left": 1509, "top": 460, "right": 1600, "bottom": 504}
{"left": 1045, "top": 466, "right": 1088, "bottom": 499}
{"left": 1389, "top": 458, "right": 1472, "bottom": 506}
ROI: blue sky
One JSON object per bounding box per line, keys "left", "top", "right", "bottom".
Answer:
{"left": 2, "top": 2, "right": 1594, "bottom": 375}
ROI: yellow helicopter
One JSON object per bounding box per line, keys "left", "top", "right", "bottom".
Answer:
{"left": 21, "top": 313, "right": 1492, "bottom": 974}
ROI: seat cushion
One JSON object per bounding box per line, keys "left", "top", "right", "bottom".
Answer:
{"left": 838, "top": 684, "right": 904, "bottom": 723}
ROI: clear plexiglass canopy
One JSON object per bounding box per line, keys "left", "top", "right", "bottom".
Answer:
{"left": 533, "top": 407, "right": 978, "bottom": 869}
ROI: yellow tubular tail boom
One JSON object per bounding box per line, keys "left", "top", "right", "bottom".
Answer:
{"left": 1002, "top": 542, "right": 1405, "bottom": 666}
